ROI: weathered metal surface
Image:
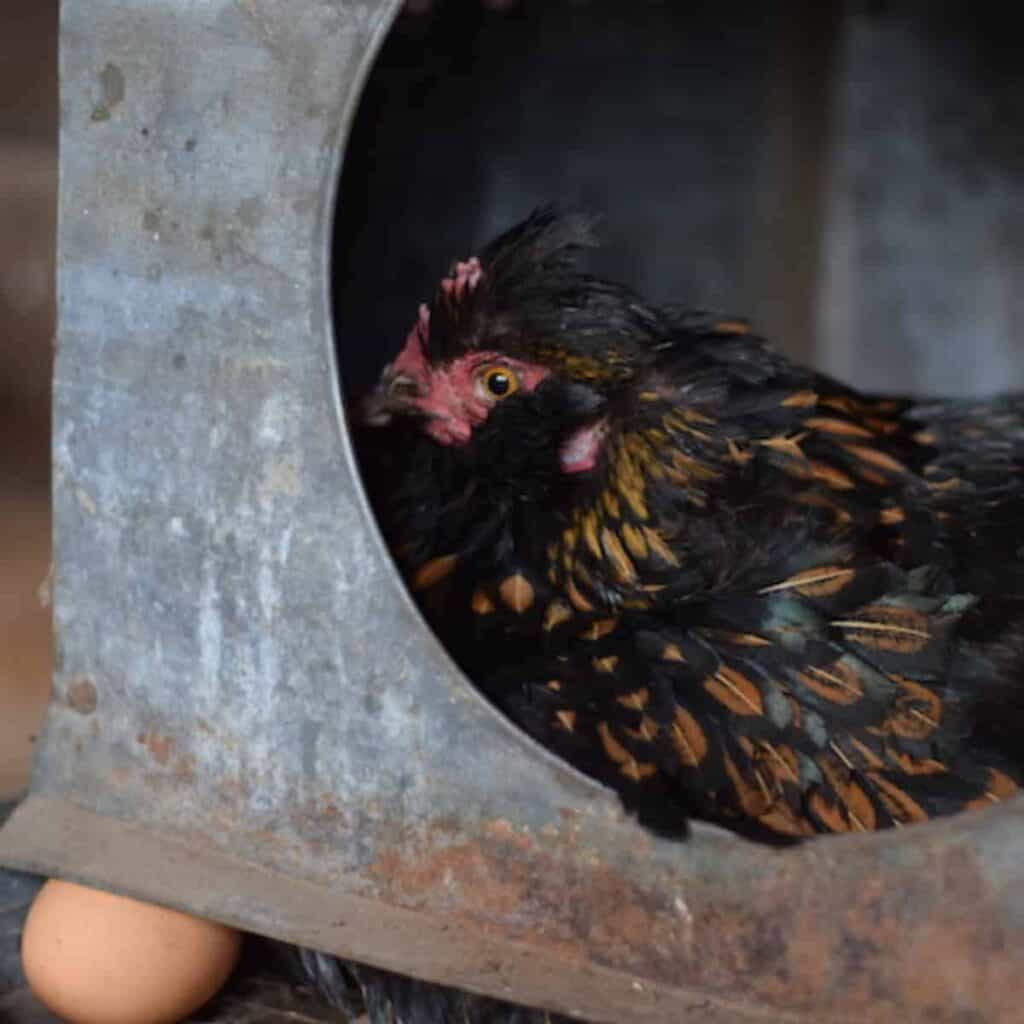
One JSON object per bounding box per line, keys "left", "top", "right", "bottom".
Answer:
{"left": 7, "top": 795, "right": 1024, "bottom": 1023}
{"left": 2, "top": 0, "right": 1024, "bottom": 1020}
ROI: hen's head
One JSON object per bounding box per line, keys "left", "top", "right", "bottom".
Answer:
{"left": 363, "top": 210, "right": 663, "bottom": 476}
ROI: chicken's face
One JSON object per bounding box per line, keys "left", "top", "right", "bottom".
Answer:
{"left": 365, "top": 296, "right": 609, "bottom": 476}
{"left": 362, "top": 212, "right": 659, "bottom": 481}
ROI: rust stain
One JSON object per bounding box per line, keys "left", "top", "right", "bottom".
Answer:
{"left": 289, "top": 793, "right": 350, "bottom": 843}
{"left": 137, "top": 730, "right": 175, "bottom": 765}
{"left": 91, "top": 62, "right": 126, "bottom": 122}
{"left": 215, "top": 776, "right": 252, "bottom": 805}
{"left": 65, "top": 676, "right": 98, "bottom": 715}
{"left": 365, "top": 818, "right": 691, "bottom": 984}
{"left": 353, "top": 807, "right": 1024, "bottom": 1022}
{"left": 483, "top": 818, "right": 534, "bottom": 853}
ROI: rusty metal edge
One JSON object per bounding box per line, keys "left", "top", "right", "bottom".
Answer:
{"left": 0, "top": 795, "right": 819, "bottom": 1024}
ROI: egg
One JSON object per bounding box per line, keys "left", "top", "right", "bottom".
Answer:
{"left": 21, "top": 878, "right": 242, "bottom": 1024}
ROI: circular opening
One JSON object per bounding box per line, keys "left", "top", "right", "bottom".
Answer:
{"left": 331, "top": 0, "right": 1024, "bottom": 846}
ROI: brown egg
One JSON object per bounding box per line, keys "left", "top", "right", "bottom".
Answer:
{"left": 21, "top": 878, "right": 242, "bottom": 1024}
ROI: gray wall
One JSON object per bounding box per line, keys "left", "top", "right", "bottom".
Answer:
{"left": 334, "top": 1, "right": 1024, "bottom": 400}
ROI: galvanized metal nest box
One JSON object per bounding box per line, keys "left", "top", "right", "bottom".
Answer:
{"left": 3, "top": 2, "right": 1024, "bottom": 1021}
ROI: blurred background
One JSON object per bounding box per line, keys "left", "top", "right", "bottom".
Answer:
{"left": 4, "top": 0, "right": 1024, "bottom": 798}
{"left": 0, "top": 1, "right": 55, "bottom": 802}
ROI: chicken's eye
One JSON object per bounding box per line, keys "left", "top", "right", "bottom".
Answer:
{"left": 481, "top": 366, "right": 519, "bottom": 399}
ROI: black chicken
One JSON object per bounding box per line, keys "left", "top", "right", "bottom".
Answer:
{"left": 314, "top": 209, "right": 1024, "bottom": 1021}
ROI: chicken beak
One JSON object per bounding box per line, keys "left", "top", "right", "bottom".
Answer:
{"left": 360, "top": 390, "right": 394, "bottom": 427}
{"left": 359, "top": 371, "right": 423, "bottom": 427}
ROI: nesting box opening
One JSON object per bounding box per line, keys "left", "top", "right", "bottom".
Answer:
{"left": 326, "top": 5, "right": 1024, "bottom": 1014}
{"left": 332, "top": 0, "right": 1024, "bottom": 844}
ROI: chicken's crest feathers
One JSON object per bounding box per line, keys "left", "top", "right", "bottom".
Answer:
{"left": 424, "top": 208, "right": 664, "bottom": 384}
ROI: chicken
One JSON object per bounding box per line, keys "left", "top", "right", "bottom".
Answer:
{"left": 360, "top": 208, "right": 1022, "bottom": 840}
{"left": 314, "top": 209, "right": 1024, "bottom": 1022}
